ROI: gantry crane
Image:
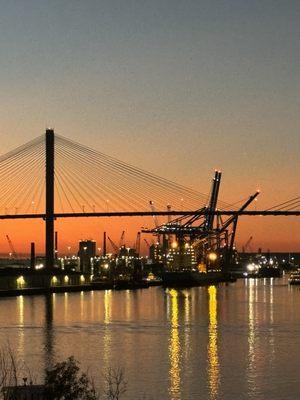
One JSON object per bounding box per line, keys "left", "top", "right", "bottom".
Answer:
{"left": 142, "top": 171, "right": 259, "bottom": 269}
{"left": 119, "top": 230, "right": 125, "bottom": 247}
{"left": 135, "top": 232, "right": 141, "bottom": 255}
{"left": 144, "top": 238, "right": 151, "bottom": 248}
{"left": 6, "top": 235, "right": 18, "bottom": 258}
{"left": 242, "top": 236, "right": 253, "bottom": 253}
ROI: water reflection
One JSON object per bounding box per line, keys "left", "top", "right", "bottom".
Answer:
{"left": 269, "top": 279, "right": 275, "bottom": 363}
{"left": 17, "top": 295, "right": 24, "bottom": 356}
{"left": 80, "top": 291, "right": 85, "bottom": 320}
{"left": 207, "top": 286, "right": 220, "bottom": 400}
{"left": 103, "top": 290, "right": 112, "bottom": 369}
{"left": 64, "top": 292, "right": 69, "bottom": 322}
{"left": 44, "top": 295, "right": 54, "bottom": 367}
{"left": 246, "top": 278, "right": 258, "bottom": 396}
{"left": 2, "top": 281, "right": 296, "bottom": 399}
{"left": 183, "top": 291, "right": 191, "bottom": 361}
{"left": 168, "top": 289, "right": 181, "bottom": 400}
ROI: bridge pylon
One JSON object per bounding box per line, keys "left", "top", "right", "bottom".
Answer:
{"left": 45, "top": 129, "right": 55, "bottom": 269}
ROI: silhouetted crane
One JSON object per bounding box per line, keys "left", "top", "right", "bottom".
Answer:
{"left": 135, "top": 232, "right": 141, "bottom": 255}
{"left": 108, "top": 236, "right": 119, "bottom": 254}
{"left": 6, "top": 235, "right": 18, "bottom": 258}
{"left": 242, "top": 236, "right": 253, "bottom": 252}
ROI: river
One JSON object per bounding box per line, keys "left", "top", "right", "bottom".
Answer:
{"left": 0, "top": 276, "right": 299, "bottom": 399}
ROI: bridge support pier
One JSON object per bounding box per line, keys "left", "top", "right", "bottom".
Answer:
{"left": 45, "top": 129, "right": 55, "bottom": 269}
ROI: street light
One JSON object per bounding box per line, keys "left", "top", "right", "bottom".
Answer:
{"left": 208, "top": 252, "right": 217, "bottom": 262}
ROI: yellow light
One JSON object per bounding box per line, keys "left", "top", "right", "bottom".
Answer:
{"left": 64, "top": 275, "right": 69, "bottom": 283}
{"left": 16, "top": 276, "right": 25, "bottom": 287}
{"left": 80, "top": 275, "right": 85, "bottom": 283}
{"left": 208, "top": 252, "right": 217, "bottom": 262}
{"left": 169, "top": 289, "right": 181, "bottom": 397}
{"left": 208, "top": 285, "right": 220, "bottom": 397}
{"left": 103, "top": 264, "right": 109, "bottom": 270}
{"left": 51, "top": 276, "right": 58, "bottom": 284}
{"left": 198, "top": 263, "right": 207, "bottom": 273}
{"left": 171, "top": 241, "right": 178, "bottom": 249}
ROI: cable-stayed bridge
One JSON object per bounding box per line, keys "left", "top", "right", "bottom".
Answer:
{"left": 0, "top": 129, "right": 299, "bottom": 267}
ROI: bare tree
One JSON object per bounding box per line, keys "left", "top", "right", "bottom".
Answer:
{"left": 0, "top": 344, "right": 128, "bottom": 400}
{"left": 103, "top": 367, "right": 127, "bottom": 400}
{"left": 0, "top": 344, "right": 22, "bottom": 400}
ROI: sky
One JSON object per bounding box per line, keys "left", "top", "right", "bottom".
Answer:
{"left": 0, "top": 0, "right": 299, "bottom": 254}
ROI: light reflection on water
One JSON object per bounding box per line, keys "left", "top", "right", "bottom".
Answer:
{"left": 1, "top": 277, "right": 300, "bottom": 399}
{"left": 103, "top": 290, "right": 112, "bottom": 370}
{"left": 17, "top": 295, "right": 24, "bottom": 356}
{"left": 247, "top": 279, "right": 257, "bottom": 394}
{"left": 268, "top": 279, "right": 275, "bottom": 368}
{"left": 44, "top": 295, "right": 54, "bottom": 367}
{"left": 207, "top": 285, "right": 219, "bottom": 400}
{"left": 246, "top": 277, "right": 277, "bottom": 399}
{"left": 183, "top": 291, "right": 191, "bottom": 364}
{"left": 168, "top": 289, "right": 181, "bottom": 400}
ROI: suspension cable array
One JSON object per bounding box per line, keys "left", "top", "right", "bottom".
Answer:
{"left": 265, "top": 196, "right": 300, "bottom": 212}
{"left": 0, "top": 132, "right": 299, "bottom": 216}
{"left": 0, "top": 136, "right": 45, "bottom": 215}
{"left": 53, "top": 135, "right": 238, "bottom": 213}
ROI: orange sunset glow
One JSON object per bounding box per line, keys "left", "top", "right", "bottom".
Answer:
{"left": 1, "top": 2, "right": 300, "bottom": 400}
{"left": 0, "top": 0, "right": 299, "bottom": 256}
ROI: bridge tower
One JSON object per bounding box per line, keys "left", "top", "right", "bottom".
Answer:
{"left": 45, "top": 128, "right": 55, "bottom": 269}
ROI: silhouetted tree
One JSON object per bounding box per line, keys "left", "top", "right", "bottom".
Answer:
{"left": 44, "top": 356, "right": 99, "bottom": 400}
{"left": 1, "top": 344, "right": 128, "bottom": 400}
{"left": 103, "top": 367, "right": 127, "bottom": 400}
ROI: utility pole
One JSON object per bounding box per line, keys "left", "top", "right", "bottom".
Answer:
{"left": 45, "top": 129, "right": 55, "bottom": 269}
{"left": 103, "top": 232, "right": 107, "bottom": 256}
{"left": 30, "top": 242, "right": 35, "bottom": 270}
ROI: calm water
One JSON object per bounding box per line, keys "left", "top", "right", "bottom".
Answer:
{"left": 1, "top": 277, "right": 300, "bottom": 399}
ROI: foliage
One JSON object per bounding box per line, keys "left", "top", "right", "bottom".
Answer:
{"left": 44, "top": 356, "right": 99, "bottom": 400}
{"left": 0, "top": 345, "right": 128, "bottom": 400}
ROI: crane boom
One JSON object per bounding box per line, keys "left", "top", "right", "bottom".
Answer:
{"left": 144, "top": 238, "right": 151, "bottom": 248}
{"left": 107, "top": 236, "right": 119, "bottom": 254}
{"left": 6, "top": 235, "right": 18, "bottom": 258}
{"left": 119, "top": 230, "right": 125, "bottom": 247}
{"left": 242, "top": 236, "right": 253, "bottom": 252}
{"left": 135, "top": 232, "right": 141, "bottom": 255}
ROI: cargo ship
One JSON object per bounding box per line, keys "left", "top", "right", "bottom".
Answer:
{"left": 244, "top": 254, "right": 282, "bottom": 278}
{"left": 258, "top": 265, "right": 282, "bottom": 278}
{"left": 162, "top": 269, "right": 235, "bottom": 287}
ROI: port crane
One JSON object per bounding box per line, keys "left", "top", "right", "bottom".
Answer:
{"left": 135, "top": 232, "right": 141, "bottom": 255}
{"left": 119, "top": 230, "right": 125, "bottom": 247}
{"left": 144, "top": 238, "right": 151, "bottom": 248}
{"left": 107, "top": 236, "right": 119, "bottom": 254}
{"left": 242, "top": 236, "right": 253, "bottom": 252}
{"left": 6, "top": 235, "right": 18, "bottom": 259}
{"left": 142, "top": 171, "right": 259, "bottom": 270}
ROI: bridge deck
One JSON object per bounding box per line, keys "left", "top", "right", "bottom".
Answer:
{"left": 0, "top": 210, "right": 299, "bottom": 219}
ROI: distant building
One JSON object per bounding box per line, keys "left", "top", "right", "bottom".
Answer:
{"left": 3, "top": 385, "right": 45, "bottom": 400}
{"left": 78, "top": 240, "right": 96, "bottom": 273}
{"left": 149, "top": 243, "right": 163, "bottom": 263}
